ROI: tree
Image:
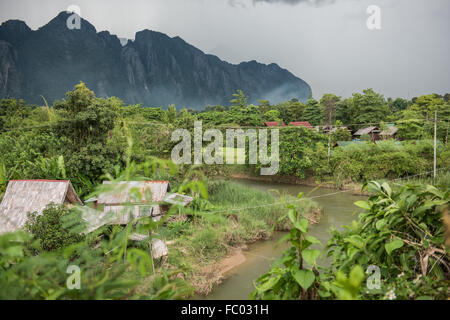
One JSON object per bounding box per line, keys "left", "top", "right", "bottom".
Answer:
{"left": 175, "top": 108, "right": 196, "bottom": 127}
{"left": 396, "top": 119, "right": 426, "bottom": 140}
{"left": 264, "top": 110, "right": 281, "bottom": 122}
{"left": 335, "top": 98, "right": 354, "bottom": 125}
{"left": 227, "top": 104, "right": 262, "bottom": 126}
{"left": 26, "top": 203, "right": 85, "bottom": 252}
{"left": 303, "top": 99, "right": 323, "bottom": 126}
{"left": 320, "top": 94, "right": 340, "bottom": 125}
{"left": 163, "top": 104, "right": 177, "bottom": 124}
{"left": 52, "top": 82, "right": 123, "bottom": 181}
{"left": 352, "top": 89, "right": 389, "bottom": 128}
{"left": 410, "top": 94, "right": 445, "bottom": 120}
{"left": 230, "top": 90, "right": 248, "bottom": 108}
{"left": 388, "top": 97, "right": 408, "bottom": 113}
{"left": 257, "top": 99, "right": 272, "bottom": 115}
{"left": 332, "top": 128, "right": 352, "bottom": 143}
{"left": 276, "top": 99, "right": 306, "bottom": 123}
{"left": 0, "top": 98, "right": 33, "bottom": 131}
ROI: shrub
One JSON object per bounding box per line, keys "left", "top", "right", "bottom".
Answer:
{"left": 324, "top": 181, "right": 449, "bottom": 300}
{"left": 25, "top": 203, "right": 85, "bottom": 251}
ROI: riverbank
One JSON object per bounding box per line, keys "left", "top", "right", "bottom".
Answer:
{"left": 155, "top": 180, "right": 323, "bottom": 296}
{"left": 190, "top": 206, "right": 321, "bottom": 296}
{"left": 199, "top": 179, "right": 369, "bottom": 300}
{"left": 230, "top": 173, "right": 370, "bottom": 196}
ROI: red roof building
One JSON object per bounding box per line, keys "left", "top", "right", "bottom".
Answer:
{"left": 264, "top": 122, "right": 285, "bottom": 127}
{"left": 289, "top": 121, "right": 312, "bottom": 129}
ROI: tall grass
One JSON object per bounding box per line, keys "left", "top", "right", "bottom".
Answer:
{"left": 164, "top": 179, "right": 322, "bottom": 295}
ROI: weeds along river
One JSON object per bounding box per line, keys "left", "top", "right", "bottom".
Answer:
{"left": 198, "top": 178, "right": 367, "bottom": 300}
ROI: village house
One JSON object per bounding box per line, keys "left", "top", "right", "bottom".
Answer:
{"left": 353, "top": 126, "right": 381, "bottom": 142}
{"left": 322, "top": 125, "right": 351, "bottom": 135}
{"left": 82, "top": 180, "right": 193, "bottom": 256}
{"left": 83, "top": 180, "right": 193, "bottom": 233}
{"left": 264, "top": 121, "right": 313, "bottom": 129}
{"left": 0, "top": 179, "right": 192, "bottom": 236}
{"left": 289, "top": 121, "right": 312, "bottom": 129}
{"left": 264, "top": 121, "right": 285, "bottom": 127}
{"left": 0, "top": 179, "right": 83, "bottom": 234}
{"left": 380, "top": 125, "right": 398, "bottom": 140}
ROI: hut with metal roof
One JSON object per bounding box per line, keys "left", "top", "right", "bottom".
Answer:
{"left": 86, "top": 181, "right": 193, "bottom": 229}
{"left": 264, "top": 121, "right": 285, "bottom": 127}
{"left": 289, "top": 121, "right": 312, "bottom": 129}
{"left": 0, "top": 180, "right": 82, "bottom": 234}
{"left": 94, "top": 181, "right": 171, "bottom": 225}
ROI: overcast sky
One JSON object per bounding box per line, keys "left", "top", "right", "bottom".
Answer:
{"left": 0, "top": 0, "right": 449, "bottom": 99}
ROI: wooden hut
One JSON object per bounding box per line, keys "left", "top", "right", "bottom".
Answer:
{"left": 353, "top": 126, "right": 381, "bottom": 141}
{"left": 0, "top": 180, "right": 82, "bottom": 234}
{"left": 322, "top": 125, "right": 350, "bottom": 134}
{"left": 380, "top": 126, "right": 398, "bottom": 140}
{"left": 95, "top": 181, "right": 171, "bottom": 224}
{"left": 83, "top": 181, "right": 193, "bottom": 231}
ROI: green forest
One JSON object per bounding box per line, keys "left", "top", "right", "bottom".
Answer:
{"left": 0, "top": 82, "right": 449, "bottom": 300}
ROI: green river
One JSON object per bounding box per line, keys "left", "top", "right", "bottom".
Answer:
{"left": 199, "top": 179, "right": 366, "bottom": 300}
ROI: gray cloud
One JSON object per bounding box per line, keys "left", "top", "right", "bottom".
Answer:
{"left": 252, "top": 0, "right": 336, "bottom": 6}
{"left": 0, "top": 0, "right": 448, "bottom": 99}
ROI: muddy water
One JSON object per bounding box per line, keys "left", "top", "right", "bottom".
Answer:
{"left": 200, "top": 179, "right": 366, "bottom": 300}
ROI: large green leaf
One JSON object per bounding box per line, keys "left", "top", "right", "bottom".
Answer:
{"left": 381, "top": 182, "right": 392, "bottom": 197}
{"left": 344, "top": 235, "right": 365, "bottom": 250}
{"left": 375, "top": 219, "right": 387, "bottom": 230}
{"left": 302, "top": 249, "right": 320, "bottom": 266}
{"left": 354, "top": 201, "right": 371, "bottom": 210}
{"left": 257, "top": 274, "right": 281, "bottom": 292}
{"left": 304, "top": 235, "right": 322, "bottom": 246}
{"left": 287, "top": 209, "right": 297, "bottom": 224}
{"left": 385, "top": 239, "right": 404, "bottom": 255}
{"left": 293, "top": 270, "right": 315, "bottom": 290}
{"left": 294, "top": 218, "right": 308, "bottom": 233}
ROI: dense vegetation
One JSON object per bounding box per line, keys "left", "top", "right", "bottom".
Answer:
{"left": 252, "top": 181, "right": 449, "bottom": 300}
{"left": 0, "top": 83, "right": 448, "bottom": 300}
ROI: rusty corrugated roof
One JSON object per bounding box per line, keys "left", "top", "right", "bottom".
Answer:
{"left": 289, "top": 121, "right": 312, "bottom": 128}
{"left": 164, "top": 193, "right": 194, "bottom": 206}
{"left": 0, "top": 180, "right": 82, "bottom": 234}
{"left": 264, "top": 122, "right": 285, "bottom": 127}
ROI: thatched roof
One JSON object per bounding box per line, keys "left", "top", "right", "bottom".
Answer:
{"left": 380, "top": 126, "right": 398, "bottom": 136}
{"left": 0, "top": 180, "right": 82, "bottom": 234}
{"left": 97, "top": 181, "right": 171, "bottom": 205}
{"left": 354, "top": 126, "right": 379, "bottom": 136}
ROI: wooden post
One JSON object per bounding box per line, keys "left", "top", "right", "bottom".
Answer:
{"left": 434, "top": 110, "right": 437, "bottom": 180}
{"left": 328, "top": 131, "right": 331, "bottom": 163}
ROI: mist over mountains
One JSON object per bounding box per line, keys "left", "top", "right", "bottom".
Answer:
{"left": 0, "top": 12, "right": 312, "bottom": 109}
